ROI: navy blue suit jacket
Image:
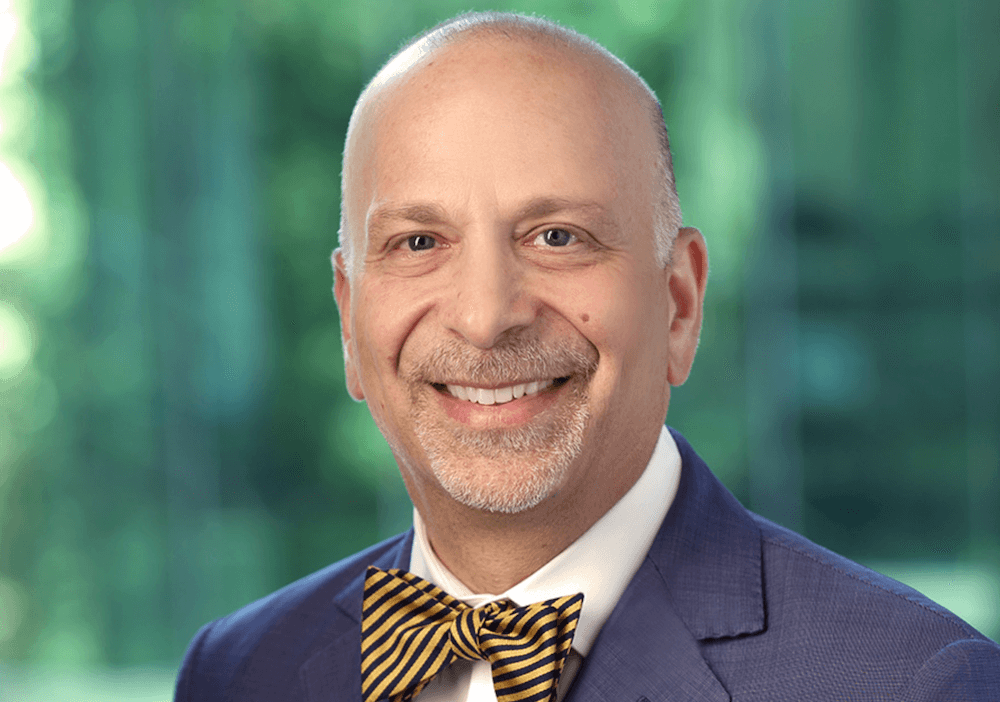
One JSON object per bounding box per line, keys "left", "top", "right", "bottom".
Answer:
{"left": 175, "top": 430, "right": 1000, "bottom": 700}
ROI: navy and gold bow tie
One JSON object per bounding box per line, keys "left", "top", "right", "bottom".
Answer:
{"left": 361, "top": 566, "right": 584, "bottom": 702}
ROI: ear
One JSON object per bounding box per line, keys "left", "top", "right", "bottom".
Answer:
{"left": 666, "top": 227, "right": 709, "bottom": 386}
{"left": 332, "top": 249, "right": 365, "bottom": 401}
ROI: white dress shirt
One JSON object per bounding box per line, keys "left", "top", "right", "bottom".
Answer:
{"left": 409, "top": 425, "right": 682, "bottom": 702}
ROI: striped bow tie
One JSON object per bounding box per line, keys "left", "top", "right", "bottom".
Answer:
{"left": 361, "top": 566, "right": 584, "bottom": 702}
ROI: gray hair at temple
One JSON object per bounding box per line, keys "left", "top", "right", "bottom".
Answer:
{"left": 337, "top": 11, "right": 684, "bottom": 277}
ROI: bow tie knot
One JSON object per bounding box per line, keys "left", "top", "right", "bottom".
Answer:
{"left": 449, "top": 599, "right": 517, "bottom": 661}
{"left": 361, "top": 567, "right": 583, "bottom": 702}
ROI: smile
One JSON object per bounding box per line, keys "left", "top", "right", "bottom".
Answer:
{"left": 443, "top": 379, "right": 558, "bottom": 406}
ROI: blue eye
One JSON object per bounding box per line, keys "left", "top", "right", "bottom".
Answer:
{"left": 539, "top": 229, "right": 575, "bottom": 247}
{"left": 407, "top": 235, "right": 436, "bottom": 251}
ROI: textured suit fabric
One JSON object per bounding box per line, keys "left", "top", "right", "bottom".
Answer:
{"left": 174, "top": 429, "right": 1000, "bottom": 701}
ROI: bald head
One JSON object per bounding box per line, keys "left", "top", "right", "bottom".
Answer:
{"left": 337, "top": 11, "right": 682, "bottom": 277}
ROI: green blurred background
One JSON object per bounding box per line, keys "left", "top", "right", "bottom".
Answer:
{"left": 0, "top": 0, "right": 998, "bottom": 698}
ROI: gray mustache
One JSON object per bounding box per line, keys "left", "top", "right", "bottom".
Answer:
{"left": 405, "top": 335, "right": 598, "bottom": 386}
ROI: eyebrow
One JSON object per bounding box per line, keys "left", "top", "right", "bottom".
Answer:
{"left": 514, "top": 197, "right": 611, "bottom": 225}
{"left": 367, "top": 202, "right": 451, "bottom": 235}
{"left": 367, "top": 197, "right": 613, "bottom": 237}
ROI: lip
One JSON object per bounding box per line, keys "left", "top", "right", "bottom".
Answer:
{"left": 433, "top": 377, "right": 568, "bottom": 428}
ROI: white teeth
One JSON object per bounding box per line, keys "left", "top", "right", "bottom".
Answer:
{"left": 446, "top": 384, "right": 468, "bottom": 401}
{"left": 478, "top": 388, "right": 496, "bottom": 405}
{"left": 445, "top": 379, "right": 555, "bottom": 405}
{"left": 494, "top": 386, "right": 514, "bottom": 404}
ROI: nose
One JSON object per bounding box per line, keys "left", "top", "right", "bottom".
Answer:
{"left": 441, "top": 235, "right": 537, "bottom": 349}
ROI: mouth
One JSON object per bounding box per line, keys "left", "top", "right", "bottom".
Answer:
{"left": 432, "top": 377, "right": 569, "bottom": 406}
{"left": 409, "top": 336, "right": 597, "bottom": 428}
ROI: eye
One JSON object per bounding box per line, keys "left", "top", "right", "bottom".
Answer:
{"left": 533, "top": 228, "right": 577, "bottom": 247}
{"left": 405, "top": 234, "right": 437, "bottom": 251}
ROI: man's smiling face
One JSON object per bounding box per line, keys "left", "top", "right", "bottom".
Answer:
{"left": 335, "top": 38, "right": 704, "bottom": 519}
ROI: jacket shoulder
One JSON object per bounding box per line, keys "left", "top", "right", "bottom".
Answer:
{"left": 721, "top": 515, "right": 1000, "bottom": 698}
{"left": 174, "top": 531, "right": 411, "bottom": 701}
{"left": 754, "top": 514, "right": 986, "bottom": 642}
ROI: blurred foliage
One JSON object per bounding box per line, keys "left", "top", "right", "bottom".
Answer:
{"left": 0, "top": 0, "right": 997, "bottom": 683}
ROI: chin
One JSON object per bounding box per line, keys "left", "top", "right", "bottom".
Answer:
{"left": 415, "top": 394, "right": 590, "bottom": 514}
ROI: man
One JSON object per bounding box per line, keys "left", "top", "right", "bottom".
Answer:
{"left": 175, "top": 11, "right": 1000, "bottom": 701}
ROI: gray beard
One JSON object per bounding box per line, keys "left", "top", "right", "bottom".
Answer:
{"left": 402, "top": 335, "right": 597, "bottom": 513}
{"left": 413, "top": 383, "right": 590, "bottom": 513}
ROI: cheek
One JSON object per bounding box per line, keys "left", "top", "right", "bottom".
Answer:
{"left": 353, "top": 285, "right": 414, "bottom": 388}
{"left": 351, "top": 312, "right": 410, "bottom": 443}
{"left": 579, "top": 279, "right": 647, "bottom": 344}
{"left": 570, "top": 271, "right": 669, "bottom": 378}
{"left": 353, "top": 277, "right": 447, "bottom": 414}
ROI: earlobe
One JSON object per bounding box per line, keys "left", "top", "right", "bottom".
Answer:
{"left": 665, "top": 227, "right": 709, "bottom": 386}
{"left": 332, "top": 250, "right": 365, "bottom": 401}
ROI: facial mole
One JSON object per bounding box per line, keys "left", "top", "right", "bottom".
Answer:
{"left": 581, "top": 313, "right": 590, "bottom": 323}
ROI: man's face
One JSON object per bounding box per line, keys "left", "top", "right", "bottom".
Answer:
{"left": 336, "top": 41, "right": 702, "bottom": 517}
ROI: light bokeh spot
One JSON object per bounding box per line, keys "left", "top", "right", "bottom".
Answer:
{"left": 0, "top": 2, "right": 16, "bottom": 78}
{"left": 0, "top": 576, "right": 26, "bottom": 643}
{"left": 0, "top": 302, "right": 33, "bottom": 379}
{"left": 0, "top": 161, "right": 33, "bottom": 252}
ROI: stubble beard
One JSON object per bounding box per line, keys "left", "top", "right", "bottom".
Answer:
{"left": 404, "top": 335, "right": 598, "bottom": 514}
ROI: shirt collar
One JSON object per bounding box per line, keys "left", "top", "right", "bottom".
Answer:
{"left": 409, "top": 424, "right": 681, "bottom": 656}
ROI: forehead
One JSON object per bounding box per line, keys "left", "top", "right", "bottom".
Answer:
{"left": 342, "top": 36, "right": 658, "bottom": 259}
{"left": 380, "top": 42, "right": 641, "bottom": 175}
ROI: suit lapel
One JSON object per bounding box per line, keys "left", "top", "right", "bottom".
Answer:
{"left": 653, "top": 430, "right": 764, "bottom": 641}
{"left": 567, "top": 429, "right": 764, "bottom": 702}
{"left": 300, "top": 531, "right": 413, "bottom": 702}
{"left": 566, "top": 562, "right": 731, "bottom": 702}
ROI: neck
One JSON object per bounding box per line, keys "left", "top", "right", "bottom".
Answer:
{"left": 414, "top": 444, "right": 654, "bottom": 594}
{"left": 420, "top": 501, "right": 582, "bottom": 594}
